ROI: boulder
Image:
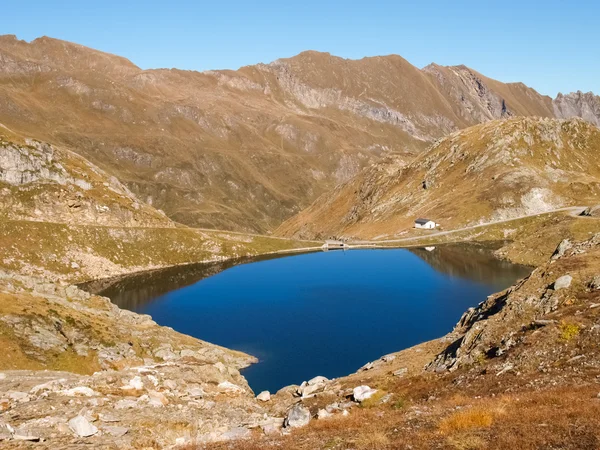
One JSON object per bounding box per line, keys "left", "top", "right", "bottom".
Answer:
{"left": 217, "top": 381, "right": 244, "bottom": 393}
{"left": 552, "top": 239, "right": 572, "bottom": 260}
{"left": 554, "top": 275, "right": 573, "bottom": 290}
{"left": 186, "top": 386, "right": 205, "bottom": 398}
{"left": 221, "top": 427, "right": 251, "bottom": 441}
{"left": 256, "top": 391, "right": 271, "bottom": 402}
{"left": 589, "top": 276, "right": 600, "bottom": 290}
{"left": 317, "top": 409, "right": 333, "bottom": 419}
{"left": 307, "top": 376, "right": 329, "bottom": 385}
{"left": 284, "top": 404, "right": 311, "bottom": 428}
{"left": 353, "top": 386, "right": 378, "bottom": 402}
{"left": 12, "top": 429, "right": 40, "bottom": 442}
{"left": 103, "top": 426, "right": 129, "bottom": 437}
{"left": 68, "top": 415, "right": 98, "bottom": 437}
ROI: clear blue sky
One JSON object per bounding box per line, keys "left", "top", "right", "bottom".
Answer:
{"left": 3, "top": 1, "right": 598, "bottom": 96}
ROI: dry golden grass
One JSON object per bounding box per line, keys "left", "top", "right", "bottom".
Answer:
{"left": 438, "top": 408, "right": 494, "bottom": 434}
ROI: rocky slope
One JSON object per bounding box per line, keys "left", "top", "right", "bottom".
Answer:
{"left": 1, "top": 35, "right": 599, "bottom": 232}
{"left": 0, "top": 128, "right": 171, "bottom": 227}
{"left": 276, "top": 117, "right": 600, "bottom": 240}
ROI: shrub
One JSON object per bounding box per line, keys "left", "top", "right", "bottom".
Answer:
{"left": 559, "top": 321, "right": 580, "bottom": 341}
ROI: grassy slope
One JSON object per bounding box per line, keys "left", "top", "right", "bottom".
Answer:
{"left": 0, "top": 219, "right": 319, "bottom": 283}
{"left": 277, "top": 117, "right": 600, "bottom": 240}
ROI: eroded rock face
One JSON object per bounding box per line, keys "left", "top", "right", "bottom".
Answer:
{"left": 554, "top": 91, "right": 600, "bottom": 127}
{"left": 0, "top": 138, "right": 172, "bottom": 228}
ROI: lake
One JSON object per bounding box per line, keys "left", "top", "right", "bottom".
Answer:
{"left": 87, "top": 245, "right": 531, "bottom": 393}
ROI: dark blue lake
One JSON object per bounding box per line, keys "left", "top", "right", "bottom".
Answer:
{"left": 90, "top": 245, "right": 531, "bottom": 393}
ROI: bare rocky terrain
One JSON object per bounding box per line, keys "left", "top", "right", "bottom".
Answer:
{"left": 1, "top": 35, "right": 599, "bottom": 233}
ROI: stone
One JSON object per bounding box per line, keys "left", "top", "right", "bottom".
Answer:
{"left": 186, "top": 386, "right": 205, "bottom": 398}
{"left": 307, "top": 375, "right": 329, "bottom": 385}
{"left": 126, "top": 376, "right": 144, "bottom": 390}
{"left": 99, "top": 413, "right": 120, "bottom": 423}
{"left": 114, "top": 399, "right": 138, "bottom": 409}
{"left": 214, "top": 361, "right": 227, "bottom": 373}
{"left": 353, "top": 385, "right": 378, "bottom": 402}
{"left": 382, "top": 354, "right": 396, "bottom": 363}
{"left": 68, "top": 415, "right": 98, "bottom": 437}
{"left": 221, "top": 427, "right": 251, "bottom": 440}
{"left": 284, "top": 404, "right": 311, "bottom": 428}
{"left": 148, "top": 390, "right": 168, "bottom": 407}
{"left": 12, "top": 429, "right": 40, "bottom": 442}
{"left": 317, "top": 409, "right": 333, "bottom": 419}
{"left": 554, "top": 275, "right": 573, "bottom": 290}
{"left": 256, "top": 391, "right": 271, "bottom": 402}
{"left": 103, "top": 426, "right": 129, "bottom": 437}
{"left": 164, "top": 379, "right": 177, "bottom": 390}
{"left": 393, "top": 367, "right": 408, "bottom": 377}
{"left": 262, "top": 423, "right": 281, "bottom": 435}
{"left": 8, "top": 391, "right": 30, "bottom": 402}
{"left": 218, "top": 381, "right": 244, "bottom": 393}
{"left": 61, "top": 386, "right": 97, "bottom": 397}
{"left": 589, "top": 276, "right": 600, "bottom": 290}
{"left": 0, "top": 373, "right": 6, "bottom": 380}
{"left": 552, "top": 239, "right": 572, "bottom": 259}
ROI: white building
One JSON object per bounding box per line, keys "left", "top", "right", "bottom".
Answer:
{"left": 414, "top": 218, "right": 437, "bottom": 229}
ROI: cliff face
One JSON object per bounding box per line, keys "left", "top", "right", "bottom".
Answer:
{"left": 554, "top": 91, "right": 600, "bottom": 127}
{"left": 276, "top": 117, "right": 600, "bottom": 240}
{"left": 1, "top": 35, "right": 598, "bottom": 232}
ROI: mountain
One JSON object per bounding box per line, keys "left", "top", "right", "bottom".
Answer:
{"left": 1, "top": 35, "right": 599, "bottom": 232}
{"left": 276, "top": 117, "right": 600, "bottom": 240}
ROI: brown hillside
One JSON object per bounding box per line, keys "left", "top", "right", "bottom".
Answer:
{"left": 276, "top": 117, "right": 600, "bottom": 240}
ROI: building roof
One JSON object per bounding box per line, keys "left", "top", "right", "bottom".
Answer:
{"left": 415, "top": 218, "right": 433, "bottom": 224}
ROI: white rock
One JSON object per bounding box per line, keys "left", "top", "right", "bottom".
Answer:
{"left": 393, "top": 367, "right": 408, "bottom": 377}
{"left": 317, "top": 409, "right": 333, "bottom": 419}
{"left": 218, "top": 381, "right": 244, "bottom": 393}
{"left": 127, "top": 376, "right": 144, "bottom": 390}
{"left": 307, "top": 376, "right": 329, "bottom": 385}
{"left": 68, "top": 415, "right": 98, "bottom": 437}
{"left": 221, "top": 427, "right": 251, "bottom": 440}
{"left": 353, "top": 385, "right": 378, "bottom": 402}
{"left": 147, "top": 390, "right": 168, "bottom": 407}
{"left": 114, "top": 399, "right": 137, "bottom": 409}
{"left": 12, "top": 429, "right": 40, "bottom": 441}
{"left": 187, "top": 386, "right": 205, "bottom": 398}
{"left": 214, "top": 362, "right": 227, "bottom": 373}
{"left": 8, "top": 391, "right": 29, "bottom": 402}
{"left": 164, "top": 379, "right": 177, "bottom": 390}
{"left": 284, "top": 404, "right": 311, "bottom": 428}
{"left": 103, "top": 426, "right": 128, "bottom": 437}
{"left": 61, "top": 386, "right": 97, "bottom": 397}
{"left": 554, "top": 275, "right": 573, "bottom": 290}
{"left": 256, "top": 391, "right": 271, "bottom": 402}
{"left": 342, "top": 410, "right": 350, "bottom": 416}
{"left": 0, "top": 373, "right": 6, "bottom": 380}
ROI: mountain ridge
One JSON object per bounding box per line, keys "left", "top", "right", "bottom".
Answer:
{"left": 1, "top": 34, "right": 598, "bottom": 232}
